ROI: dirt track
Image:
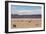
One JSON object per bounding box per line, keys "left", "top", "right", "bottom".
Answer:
{"left": 11, "top": 18, "right": 41, "bottom": 28}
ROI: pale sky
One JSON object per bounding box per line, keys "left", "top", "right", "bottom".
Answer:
{"left": 11, "top": 5, "right": 41, "bottom": 15}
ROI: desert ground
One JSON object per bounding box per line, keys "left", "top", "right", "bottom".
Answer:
{"left": 11, "top": 18, "right": 41, "bottom": 28}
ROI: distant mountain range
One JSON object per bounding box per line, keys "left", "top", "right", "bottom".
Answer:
{"left": 11, "top": 14, "right": 41, "bottom": 18}
{"left": 11, "top": 10, "right": 41, "bottom": 15}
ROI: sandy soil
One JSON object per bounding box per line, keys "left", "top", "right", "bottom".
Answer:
{"left": 11, "top": 18, "right": 41, "bottom": 28}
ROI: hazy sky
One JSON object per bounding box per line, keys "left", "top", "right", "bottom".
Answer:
{"left": 11, "top": 5, "right": 41, "bottom": 15}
